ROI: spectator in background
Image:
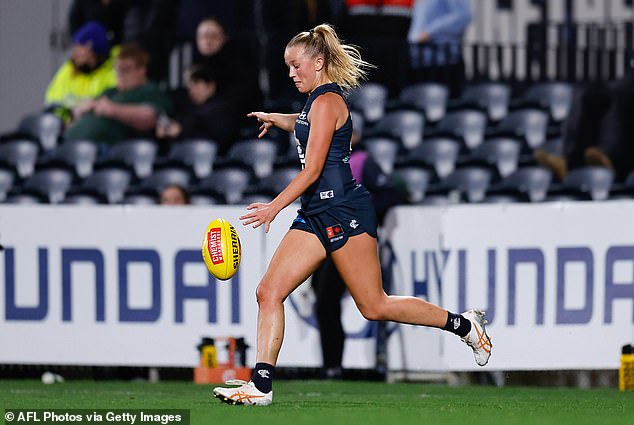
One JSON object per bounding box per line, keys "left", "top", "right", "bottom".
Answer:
{"left": 193, "top": 17, "right": 261, "bottom": 119}
{"left": 407, "top": 0, "right": 471, "bottom": 98}
{"left": 68, "top": 0, "right": 129, "bottom": 46}
{"left": 64, "top": 43, "right": 172, "bottom": 149}
{"left": 156, "top": 65, "right": 239, "bottom": 155}
{"left": 534, "top": 72, "right": 634, "bottom": 183}
{"left": 160, "top": 184, "right": 190, "bottom": 205}
{"left": 45, "top": 21, "right": 117, "bottom": 116}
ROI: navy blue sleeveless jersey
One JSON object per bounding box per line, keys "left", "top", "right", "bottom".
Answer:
{"left": 294, "top": 83, "right": 370, "bottom": 215}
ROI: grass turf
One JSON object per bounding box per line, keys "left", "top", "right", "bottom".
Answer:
{"left": 1, "top": 380, "right": 633, "bottom": 425}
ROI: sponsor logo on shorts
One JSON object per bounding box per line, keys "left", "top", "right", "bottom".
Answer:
{"left": 326, "top": 224, "right": 344, "bottom": 243}
{"left": 319, "top": 190, "right": 334, "bottom": 199}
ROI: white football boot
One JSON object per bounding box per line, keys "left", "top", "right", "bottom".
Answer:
{"left": 212, "top": 380, "right": 272, "bottom": 406}
{"left": 460, "top": 309, "right": 492, "bottom": 366}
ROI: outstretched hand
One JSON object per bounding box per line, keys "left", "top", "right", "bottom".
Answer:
{"left": 247, "top": 112, "right": 274, "bottom": 138}
{"left": 239, "top": 202, "right": 280, "bottom": 233}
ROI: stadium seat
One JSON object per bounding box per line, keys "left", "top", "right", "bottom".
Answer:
{"left": 347, "top": 82, "right": 388, "bottom": 123}
{"left": 140, "top": 165, "right": 192, "bottom": 193}
{"left": 0, "top": 138, "right": 39, "bottom": 178}
{"left": 398, "top": 83, "right": 449, "bottom": 122}
{"left": 122, "top": 192, "right": 159, "bottom": 205}
{"left": 459, "top": 82, "right": 512, "bottom": 121}
{"left": 189, "top": 192, "right": 222, "bottom": 205}
{"left": 82, "top": 167, "right": 132, "bottom": 204}
{"left": 4, "top": 192, "right": 45, "bottom": 204}
{"left": 240, "top": 192, "right": 275, "bottom": 204}
{"left": 433, "top": 109, "right": 488, "bottom": 150}
{"left": 363, "top": 137, "right": 400, "bottom": 174}
{"left": 107, "top": 138, "right": 158, "bottom": 178}
{"left": 62, "top": 191, "right": 104, "bottom": 205}
{"left": 433, "top": 166, "right": 493, "bottom": 203}
{"left": 561, "top": 166, "right": 614, "bottom": 201}
{"left": 491, "top": 108, "right": 549, "bottom": 150}
{"left": 17, "top": 112, "right": 63, "bottom": 151}
{"left": 393, "top": 165, "right": 432, "bottom": 203}
{"left": 227, "top": 138, "right": 279, "bottom": 179}
{"left": 469, "top": 138, "right": 521, "bottom": 178}
{"left": 0, "top": 165, "right": 16, "bottom": 202}
{"left": 407, "top": 137, "right": 460, "bottom": 179}
{"left": 350, "top": 110, "right": 365, "bottom": 139}
{"left": 47, "top": 139, "right": 98, "bottom": 178}
{"left": 522, "top": 82, "right": 574, "bottom": 122}
{"left": 483, "top": 193, "right": 523, "bottom": 203}
{"left": 258, "top": 166, "right": 300, "bottom": 194}
{"left": 493, "top": 166, "right": 553, "bottom": 202}
{"left": 198, "top": 166, "right": 252, "bottom": 204}
{"left": 369, "top": 109, "right": 425, "bottom": 150}
{"left": 168, "top": 138, "right": 218, "bottom": 179}
{"left": 22, "top": 167, "right": 74, "bottom": 204}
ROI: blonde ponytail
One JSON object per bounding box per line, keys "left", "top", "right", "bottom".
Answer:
{"left": 287, "top": 23, "right": 374, "bottom": 91}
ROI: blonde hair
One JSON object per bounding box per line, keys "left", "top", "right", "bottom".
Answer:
{"left": 287, "top": 23, "right": 373, "bottom": 92}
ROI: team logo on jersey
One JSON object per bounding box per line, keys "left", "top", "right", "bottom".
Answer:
{"left": 325, "top": 224, "right": 344, "bottom": 243}
{"left": 319, "top": 190, "right": 334, "bottom": 199}
{"left": 296, "top": 111, "right": 309, "bottom": 127}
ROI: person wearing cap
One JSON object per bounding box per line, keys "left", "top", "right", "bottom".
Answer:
{"left": 45, "top": 20, "right": 118, "bottom": 112}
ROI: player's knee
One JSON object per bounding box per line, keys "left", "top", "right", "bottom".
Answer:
{"left": 357, "top": 303, "right": 387, "bottom": 321}
{"left": 255, "top": 279, "right": 285, "bottom": 307}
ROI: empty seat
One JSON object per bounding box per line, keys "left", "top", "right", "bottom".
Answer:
{"left": 168, "top": 138, "right": 218, "bottom": 179}
{"left": 469, "top": 138, "right": 521, "bottom": 178}
{"left": 522, "top": 82, "right": 573, "bottom": 122}
{"left": 433, "top": 109, "right": 488, "bottom": 150}
{"left": 258, "top": 166, "right": 300, "bottom": 194}
{"left": 0, "top": 139, "right": 39, "bottom": 178}
{"left": 398, "top": 83, "right": 449, "bottom": 122}
{"left": 561, "top": 166, "right": 614, "bottom": 201}
{"left": 107, "top": 139, "right": 158, "bottom": 178}
{"left": 198, "top": 166, "right": 252, "bottom": 204}
{"left": 347, "top": 82, "right": 388, "bottom": 123}
{"left": 435, "top": 166, "right": 492, "bottom": 203}
{"left": 350, "top": 110, "right": 365, "bottom": 139}
{"left": 494, "top": 166, "right": 553, "bottom": 202}
{"left": 363, "top": 137, "right": 400, "bottom": 174}
{"left": 240, "top": 192, "right": 275, "bottom": 205}
{"left": 23, "top": 167, "right": 74, "bottom": 203}
{"left": 460, "top": 82, "right": 512, "bottom": 121}
{"left": 62, "top": 191, "right": 104, "bottom": 205}
{"left": 370, "top": 109, "right": 425, "bottom": 150}
{"left": 122, "top": 192, "right": 158, "bottom": 205}
{"left": 47, "top": 139, "right": 98, "bottom": 178}
{"left": 492, "top": 108, "right": 549, "bottom": 149}
{"left": 82, "top": 167, "right": 132, "bottom": 204}
{"left": 393, "top": 165, "right": 432, "bottom": 203}
{"left": 0, "top": 165, "right": 16, "bottom": 202}
{"left": 17, "top": 112, "right": 63, "bottom": 151}
{"left": 140, "top": 166, "right": 192, "bottom": 193}
{"left": 5, "top": 192, "right": 45, "bottom": 204}
{"left": 408, "top": 137, "right": 460, "bottom": 179}
{"left": 227, "top": 138, "right": 279, "bottom": 179}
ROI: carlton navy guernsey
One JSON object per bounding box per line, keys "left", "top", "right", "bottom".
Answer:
{"left": 293, "top": 82, "right": 370, "bottom": 215}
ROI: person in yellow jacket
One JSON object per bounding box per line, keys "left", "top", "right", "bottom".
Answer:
{"left": 45, "top": 21, "right": 117, "bottom": 115}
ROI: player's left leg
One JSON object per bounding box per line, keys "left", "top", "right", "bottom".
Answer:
{"left": 331, "top": 233, "right": 491, "bottom": 365}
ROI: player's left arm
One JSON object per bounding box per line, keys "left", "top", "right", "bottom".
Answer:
{"left": 240, "top": 93, "right": 346, "bottom": 232}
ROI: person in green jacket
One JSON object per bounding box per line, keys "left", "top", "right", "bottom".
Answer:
{"left": 65, "top": 43, "right": 172, "bottom": 149}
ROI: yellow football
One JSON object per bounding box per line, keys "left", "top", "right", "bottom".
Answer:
{"left": 201, "top": 218, "right": 241, "bottom": 280}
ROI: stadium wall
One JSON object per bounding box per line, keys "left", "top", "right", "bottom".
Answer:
{"left": 1, "top": 202, "right": 633, "bottom": 372}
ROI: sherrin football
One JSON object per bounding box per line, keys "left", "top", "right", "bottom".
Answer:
{"left": 201, "top": 218, "right": 241, "bottom": 280}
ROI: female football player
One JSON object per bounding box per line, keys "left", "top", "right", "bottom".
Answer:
{"left": 213, "top": 24, "right": 492, "bottom": 406}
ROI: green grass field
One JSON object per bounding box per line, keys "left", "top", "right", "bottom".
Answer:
{"left": 1, "top": 380, "right": 633, "bottom": 425}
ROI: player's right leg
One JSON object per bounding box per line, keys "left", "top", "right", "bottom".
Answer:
{"left": 213, "top": 229, "right": 326, "bottom": 405}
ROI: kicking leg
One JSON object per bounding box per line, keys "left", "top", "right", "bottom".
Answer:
{"left": 331, "top": 233, "right": 491, "bottom": 366}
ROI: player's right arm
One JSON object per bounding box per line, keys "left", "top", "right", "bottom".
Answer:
{"left": 247, "top": 112, "right": 299, "bottom": 137}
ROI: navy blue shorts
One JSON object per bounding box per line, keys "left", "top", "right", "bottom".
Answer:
{"left": 289, "top": 198, "right": 378, "bottom": 253}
